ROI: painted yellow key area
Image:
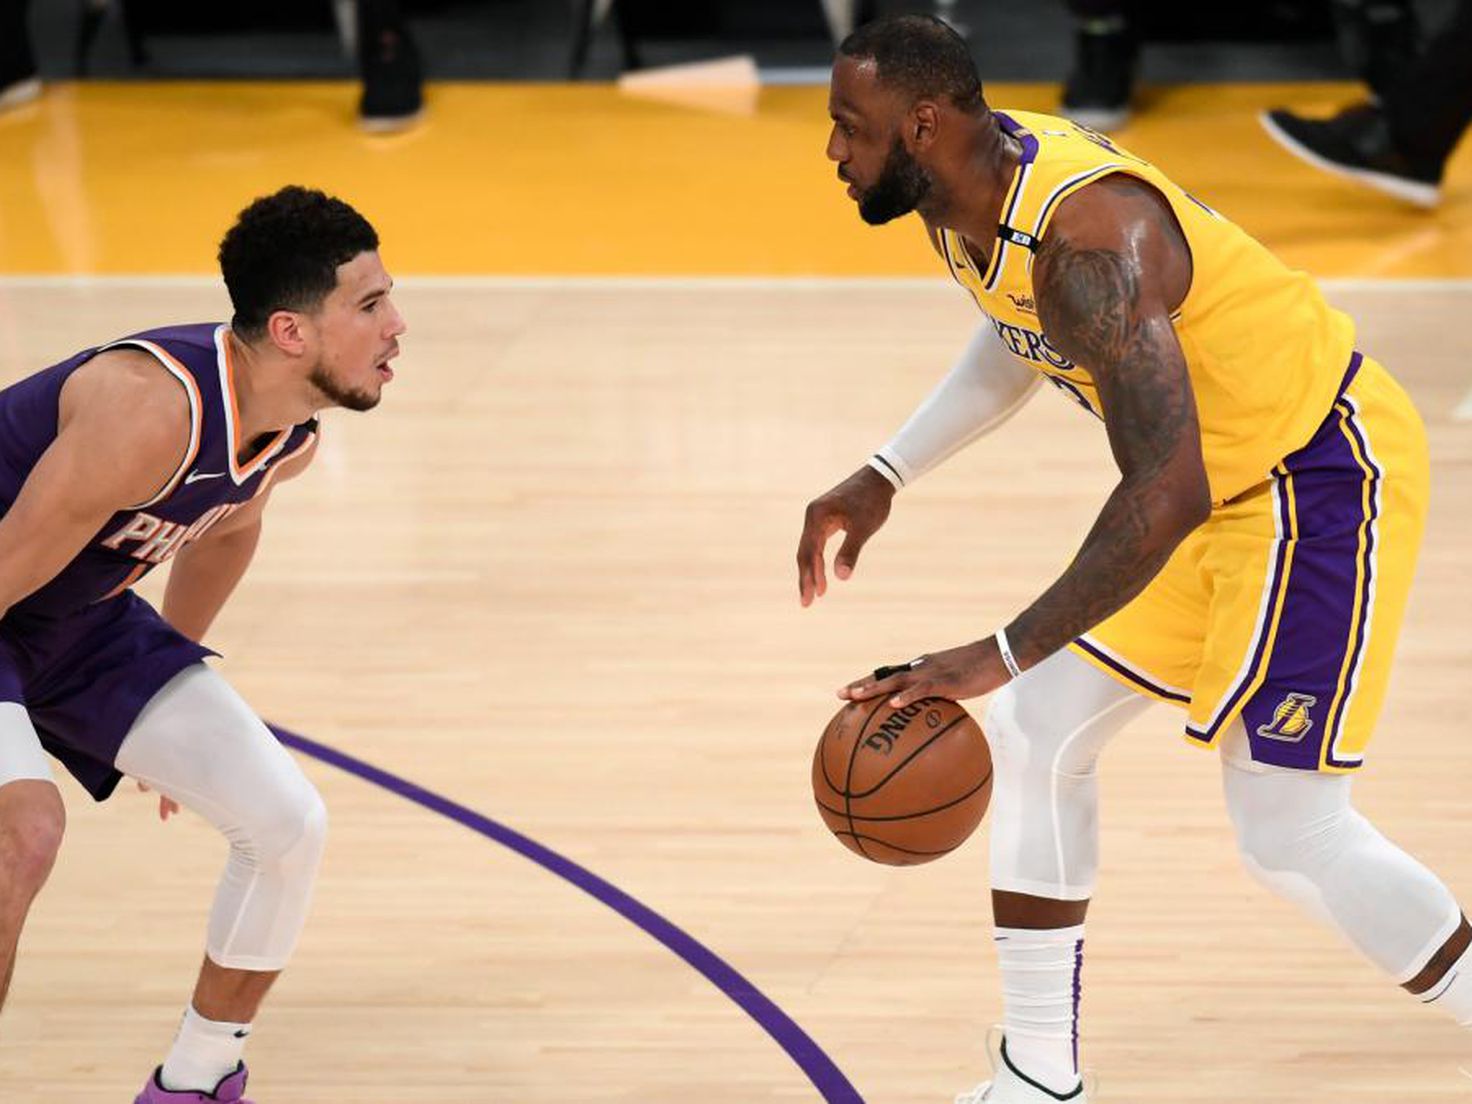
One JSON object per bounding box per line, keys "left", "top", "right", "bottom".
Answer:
{"left": 0, "top": 80, "right": 1468, "bottom": 276}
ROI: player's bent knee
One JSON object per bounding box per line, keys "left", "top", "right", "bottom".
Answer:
{"left": 984, "top": 680, "right": 1102, "bottom": 781}
{"left": 0, "top": 780, "right": 66, "bottom": 890}
{"left": 235, "top": 780, "right": 328, "bottom": 875}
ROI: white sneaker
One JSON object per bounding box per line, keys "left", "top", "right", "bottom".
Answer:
{"left": 954, "top": 1033, "right": 1087, "bottom": 1103}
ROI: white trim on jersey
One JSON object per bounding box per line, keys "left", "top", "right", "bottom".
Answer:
{"left": 100, "top": 338, "right": 205, "bottom": 510}
{"left": 213, "top": 325, "right": 292, "bottom": 484}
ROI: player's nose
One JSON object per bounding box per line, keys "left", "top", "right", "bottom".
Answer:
{"left": 384, "top": 300, "right": 408, "bottom": 337}
{"left": 825, "top": 127, "right": 845, "bottom": 163}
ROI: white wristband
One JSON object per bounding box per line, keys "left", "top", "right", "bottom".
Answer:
{"left": 995, "top": 626, "right": 1023, "bottom": 680}
{"left": 866, "top": 452, "right": 906, "bottom": 491}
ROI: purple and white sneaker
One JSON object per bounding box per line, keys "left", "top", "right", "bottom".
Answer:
{"left": 135, "top": 1063, "right": 253, "bottom": 1103}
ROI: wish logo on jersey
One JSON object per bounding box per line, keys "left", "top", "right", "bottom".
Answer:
{"left": 100, "top": 502, "right": 244, "bottom": 565}
{"left": 989, "top": 316, "right": 1074, "bottom": 371}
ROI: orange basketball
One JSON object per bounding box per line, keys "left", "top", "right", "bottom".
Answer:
{"left": 812, "top": 696, "right": 992, "bottom": 866}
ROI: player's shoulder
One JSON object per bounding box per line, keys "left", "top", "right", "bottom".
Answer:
{"left": 62, "top": 346, "right": 194, "bottom": 449}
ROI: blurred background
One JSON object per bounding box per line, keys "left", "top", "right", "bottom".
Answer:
{"left": 2, "top": 3, "right": 1471, "bottom": 1103}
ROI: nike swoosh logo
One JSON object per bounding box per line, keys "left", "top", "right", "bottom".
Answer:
{"left": 233, "top": 1029, "right": 250, "bottom": 1039}
{"left": 183, "top": 470, "right": 226, "bottom": 484}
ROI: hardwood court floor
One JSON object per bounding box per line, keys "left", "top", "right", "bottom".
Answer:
{"left": 0, "top": 82, "right": 1470, "bottom": 278}
{"left": 0, "top": 279, "right": 1467, "bottom": 1102}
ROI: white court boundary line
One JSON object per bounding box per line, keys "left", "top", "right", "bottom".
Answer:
{"left": 5, "top": 273, "right": 1471, "bottom": 416}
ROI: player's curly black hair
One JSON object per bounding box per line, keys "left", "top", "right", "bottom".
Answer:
{"left": 838, "top": 14, "right": 985, "bottom": 114}
{"left": 218, "top": 186, "right": 379, "bottom": 341}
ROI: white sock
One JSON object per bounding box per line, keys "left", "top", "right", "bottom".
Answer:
{"left": 160, "top": 1006, "right": 251, "bottom": 1092}
{"left": 1419, "top": 944, "right": 1472, "bottom": 1026}
{"left": 995, "top": 925, "right": 1085, "bottom": 1095}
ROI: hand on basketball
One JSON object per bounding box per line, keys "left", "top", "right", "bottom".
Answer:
{"left": 136, "top": 780, "right": 180, "bottom": 822}
{"left": 797, "top": 466, "right": 896, "bottom": 607}
{"left": 840, "top": 638, "right": 1009, "bottom": 708}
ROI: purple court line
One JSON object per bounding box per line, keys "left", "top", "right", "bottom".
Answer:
{"left": 269, "top": 725, "right": 865, "bottom": 1104}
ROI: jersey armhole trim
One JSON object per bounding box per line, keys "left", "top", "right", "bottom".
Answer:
{"left": 99, "top": 339, "right": 205, "bottom": 511}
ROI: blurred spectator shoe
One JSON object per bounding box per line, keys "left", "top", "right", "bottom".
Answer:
{"left": 0, "top": 7, "right": 40, "bottom": 114}
{"left": 1260, "top": 103, "right": 1441, "bottom": 208}
{"left": 1330, "top": 0, "right": 1421, "bottom": 101}
{"left": 1061, "top": 20, "right": 1136, "bottom": 132}
{"left": 0, "top": 75, "right": 40, "bottom": 112}
{"left": 359, "top": 26, "right": 423, "bottom": 132}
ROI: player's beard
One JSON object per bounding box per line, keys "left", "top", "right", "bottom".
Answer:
{"left": 857, "top": 135, "right": 933, "bottom": 225}
{"left": 309, "top": 363, "right": 381, "bottom": 412}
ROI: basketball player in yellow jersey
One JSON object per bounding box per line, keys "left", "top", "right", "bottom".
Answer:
{"left": 796, "top": 14, "right": 1472, "bottom": 1102}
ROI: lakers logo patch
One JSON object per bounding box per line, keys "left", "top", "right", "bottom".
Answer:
{"left": 1257, "top": 693, "right": 1318, "bottom": 742}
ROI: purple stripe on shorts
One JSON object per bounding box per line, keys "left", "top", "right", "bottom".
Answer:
{"left": 1322, "top": 396, "right": 1381, "bottom": 768}
{"left": 1237, "top": 391, "right": 1377, "bottom": 770}
{"left": 1185, "top": 352, "right": 1367, "bottom": 750}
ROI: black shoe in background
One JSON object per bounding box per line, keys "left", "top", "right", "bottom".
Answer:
{"left": 1061, "top": 26, "right": 1137, "bottom": 132}
{"left": 359, "top": 24, "right": 423, "bottom": 132}
{"left": 1330, "top": 0, "right": 1421, "bottom": 101}
{"left": 0, "top": 1, "right": 40, "bottom": 112}
{"left": 1260, "top": 104, "right": 1442, "bottom": 208}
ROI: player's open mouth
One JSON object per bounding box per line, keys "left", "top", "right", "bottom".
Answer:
{"left": 376, "top": 347, "right": 400, "bottom": 382}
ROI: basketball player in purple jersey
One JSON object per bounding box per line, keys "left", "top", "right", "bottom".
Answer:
{"left": 0, "top": 186, "right": 403, "bottom": 1103}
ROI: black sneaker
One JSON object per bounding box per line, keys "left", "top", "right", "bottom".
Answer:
{"left": 1330, "top": 0, "right": 1421, "bottom": 101}
{"left": 1061, "top": 27, "right": 1137, "bottom": 132}
{"left": 1260, "top": 104, "right": 1442, "bottom": 208}
{"left": 359, "top": 25, "right": 423, "bottom": 132}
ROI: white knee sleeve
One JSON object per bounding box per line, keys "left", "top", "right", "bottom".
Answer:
{"left": 116, "top": 665, "right": 328, "bottom": 972}
{"left": 987, "top": 649, "right": 1151, "bottom": 900}
{"left": 1222, "top": 724, "right": 1460, "bottom": 983}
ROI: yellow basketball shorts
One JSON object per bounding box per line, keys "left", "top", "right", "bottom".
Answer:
{"left": 1068, "top": 352, "right": 1428, "bottom": 772}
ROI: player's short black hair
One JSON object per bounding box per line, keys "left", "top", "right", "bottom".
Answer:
{"left": 838, "top": 14, "right": 985, "bottom": 113}
{"left": 218, "top": 186, "right": 379, "bottom": 340}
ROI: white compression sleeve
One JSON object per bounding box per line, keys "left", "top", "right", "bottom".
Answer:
{"left": 987, "top": 648, "right": 1151, "bottom": 900}
{"left": 868, "top": 322, "right": 1040, "bottom": 490}
{"left": 1221, "top": 723, "right": 1462, "bottom": 983}
{"left": 115, "top": 665, "right": 328, "bottom": 972}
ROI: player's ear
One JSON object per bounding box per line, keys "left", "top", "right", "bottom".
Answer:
{"left": 266, "top": 309, "right": 308, "bottom": 357}
{"left": 910, "top": 100, "right": 940, "bottom": 149}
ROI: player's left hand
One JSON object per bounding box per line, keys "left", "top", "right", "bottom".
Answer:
{"left": 136, "top": 780, "right": 180, "bottom": 822}
{"left": 840, "top": 638, "right": 1010, "bottom": 707}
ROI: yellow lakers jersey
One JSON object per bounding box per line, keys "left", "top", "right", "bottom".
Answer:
{"left": 938, "top": 110, "right": 1356, "bottom": 503}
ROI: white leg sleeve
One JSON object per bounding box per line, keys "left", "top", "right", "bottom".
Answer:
{"left": 0, "top": 702, "right": 54, "bottom": 788}
{"left": 1221, "top": 722, "right": 1461, "bottom": 983}
{"left": 987, "top": 649, "right": 1152, "bottom": 901}
{"left": 115, "top": 665, "right": 328, "bottom": 972}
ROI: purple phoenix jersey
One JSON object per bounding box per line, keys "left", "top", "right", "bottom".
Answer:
{"left": 0, "top": 323, "right": 317, "bottom": 799}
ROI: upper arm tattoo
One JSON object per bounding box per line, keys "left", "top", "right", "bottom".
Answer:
{"left": 1034, "top": 232, "right": 1200, "bottom": 487}
{"left": 1002, "top": 224, "right": 1212, "bottom": 665}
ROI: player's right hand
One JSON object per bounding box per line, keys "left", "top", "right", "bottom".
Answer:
{"left": 136, "top": 780, "right": 180, "bottom": 822}
{"left": 797, "top": 465, "right": 896, "bottom": 607}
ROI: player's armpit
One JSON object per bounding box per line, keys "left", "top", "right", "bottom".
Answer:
{"left": 0, "top": 351, "right": 192, "bottom": 616}
{"left": 1004, "top": 184, "right": 1211, "bottom": 670}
